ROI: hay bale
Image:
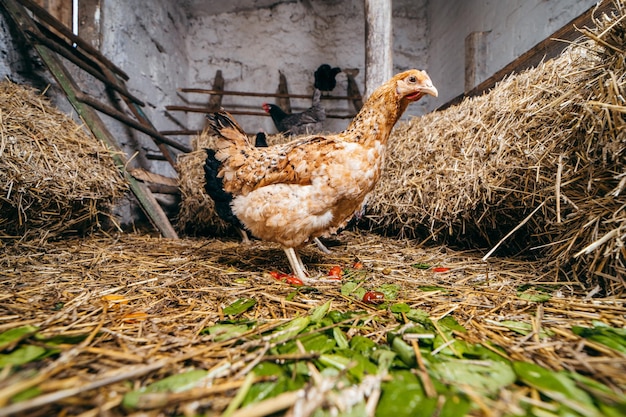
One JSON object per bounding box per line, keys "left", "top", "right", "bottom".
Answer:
{"left": 0, "top": 81, "right": 126, "bottom": 244}
{"left": 368, "top": 1, "right": 626, "bottom": 291}
{"left": 176, "top": 131, "right": 230, "bottom": 235}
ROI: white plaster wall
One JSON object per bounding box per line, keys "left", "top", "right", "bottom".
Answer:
{"left": 185, "top": 0, "right": 430, "bottom": 134}
{"left": 100, "top": 0, "right": 189, "bottom": 177}
{"left": 426, "top": 0, "right": 599, "bottom": 111}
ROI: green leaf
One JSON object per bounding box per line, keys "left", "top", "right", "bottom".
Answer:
{"left": 388, "top": 333, "right": 416, "bottom": 368}
{"left": 371, "top": 349, "right": 396, "bottom": 373}
{"left": 411, "top": 263, "right": 431, "bottom": 269}
{"left": 517, "top": 290, "right": 551, "bottom": 303}
{"left": 405, "top": 309, "right": 432, "bottom": 325}
{"left": 493, "top": 320, "right": 554, "bottom": 339}
{"left": 377, "top": 370, "right": 436, "bottom": 417}
{"left": 418, "top": 286, "right": 448, "bottom": 293}
{"left": 375, "top": 284, "right": 400, "bottom": 300}
{"left": 350, "top": 335, "right": 377, "bottom": 354}
{"left": 439, "top": 394, "right": 472, "bottom": 417}
{"left": 432, "top": 358, "right": 515, "bottom": 396}
{"left": 203, "top": 323, "right": 250, "bottom": 342}
{"left": 122, "top": 369, "right": 209, "bottom": 409}
{"left": 514, "top": 362, "right": 601, "bottom": 416}
{"left": 333, "top": 327, "right": 350, "bottom": 350}
{"left": 341, "top": 282, "right": 367, "bottom": 300}
{"left": 572, "top": 325, "right": 626, "bottom": 354}
{"left": 310, "top": 300, "right": 331, "bottom": 323}
{"left": 0, "top": 326, "right": 38, "bottom": 350}
{"left": 0, "top": 345, "right": 49, "bottom": 368}
{"left": 438, "top": 316, "right": 467, "bottom": 333}
{"left": 390, "top": 303, "right": 411, "bottom": 314}
{"left": 223, "top": 298, "right": 256, "bottom": 316}
{"left": 271, "top": 316, "right": 311, "bottom": 344}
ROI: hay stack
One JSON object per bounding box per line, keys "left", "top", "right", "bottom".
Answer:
{"left": 0, "top": 81, "right": 125, "bottom": 244}
{"left": 176, "top": 131, "right": 230, "bottom": 235}
{"left": 368, "top": 1, "right": 626, "bottom": 291}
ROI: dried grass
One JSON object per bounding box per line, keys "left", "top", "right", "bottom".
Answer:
{"left": 368, "top": 1, "right": 626, "bottom": 293}
{"left": 0, "top": 80, "right": 126, "bottom": 245}
{"left": 0, "top": 231, "right": 624, "bottom": 416}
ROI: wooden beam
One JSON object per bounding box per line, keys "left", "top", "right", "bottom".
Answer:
{"left": 440, "top": 1, "right": 616, "bottom": 110}
{"left": 364, "top": 0, "right": 393, "bottom": 98}
{"left": 180, "top": 88, "right": 361, "bottom": 101}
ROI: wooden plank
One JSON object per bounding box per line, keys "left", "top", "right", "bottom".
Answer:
{"left": 439, "top": 1, "right": 616, "bottom": 110}
{"left": 165, "top": 106, "right": 355, "bottom": 120}
{"left": 364, "top": 0, "right": 393, "bottom": 98}
{"left": 180, "top": 88, "right": 360, "bottom": 101}
{"left": 207, "top": 70, "right": 224, "bottom": 112}
{"left": 75, "top": 92, "right": 191, "bottom": 153}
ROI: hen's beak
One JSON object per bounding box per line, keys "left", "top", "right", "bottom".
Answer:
{"left": 420, "top": 83, "right": 438, "bottom": 98}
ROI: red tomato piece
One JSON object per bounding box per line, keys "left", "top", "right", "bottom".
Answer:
{"left": 328, "top": 265, "right": 343, "bottom": 278}
{"left": 432, "top": 267, "right": 450, "bottom": 273}
{"left": 352, "top": 261, "right": 364, "bottom": 269}
{"left": 362, "top": 291, "right": 385, "bottom": 304}
{"left": 284, "top": 276, "right": 304, "bottom": 286}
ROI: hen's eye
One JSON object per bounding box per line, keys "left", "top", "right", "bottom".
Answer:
{"left": 408, "top": 76, "right": 417, "bottom": 83}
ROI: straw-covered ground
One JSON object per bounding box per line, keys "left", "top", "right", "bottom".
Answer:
{"left": 0, "top": 232, "right": 624, "bottom": 416}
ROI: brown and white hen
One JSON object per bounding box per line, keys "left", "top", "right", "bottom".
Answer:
{"left": 207, "top": 69, "right": 437, "bottom": 280}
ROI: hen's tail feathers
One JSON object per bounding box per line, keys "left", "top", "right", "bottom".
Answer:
{"left": 206, "top": 111, "right": 252, "bottom": 163}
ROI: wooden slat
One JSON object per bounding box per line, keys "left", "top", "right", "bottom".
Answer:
{"left": 439, "top": 1, "right": 616, "bottom": 110}
{"left": 180, "top": 88, "right": 361, "bottom": 101}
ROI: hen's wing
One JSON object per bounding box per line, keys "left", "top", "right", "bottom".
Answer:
{"left": 218, "top": 135, "right": 340, "bottom": 195}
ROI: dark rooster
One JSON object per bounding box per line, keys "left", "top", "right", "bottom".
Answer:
{"left": 262, "top": 89, "right": 325, "bottom": 136}
{"left": 208, "top": 69, "right": 438, "bottom": 280}
{"left": 314, "top": 64, "right": 341, "bottom": 94}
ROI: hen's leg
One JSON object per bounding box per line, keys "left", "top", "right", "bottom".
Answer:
{"left": 284, "top": 247, "right": 308, "bottom": 280}
{"left": 238, "top": 228, "right": 251, "bottom": 244}
{"left": 313, "top": 237, "right": 332, "bottom": 254}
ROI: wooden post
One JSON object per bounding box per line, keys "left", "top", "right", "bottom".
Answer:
{"left": 364, "top": 0, "right": 393, "bottom": 98}
{"left": 276, "top": 71, "right": 291, "bottom": 113}
{"left": 207, "top": 70, "right": 224, "bottom": 112}
{"left": 465, "top": 31, "right": 489, "bottom": 93}
{"left": 344, "top": 68, "right": 364, "bottom": 112}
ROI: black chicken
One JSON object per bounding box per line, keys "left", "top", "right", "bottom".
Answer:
{"left": 314, "top": 64, "right": 341, "bottom": 94}
{"left": 262, "top": 89, "right": 325, "bottom": 136}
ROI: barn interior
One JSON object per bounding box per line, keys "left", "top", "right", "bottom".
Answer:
{"left": 0, "top": 1, "right": 625, "bottom": 416}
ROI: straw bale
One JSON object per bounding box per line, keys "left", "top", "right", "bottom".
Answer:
{"left": 0, "top": 80, "right": 126, "bottom": 245}
{"left": 367, "top": 1, "right": 626, "bottom": 292}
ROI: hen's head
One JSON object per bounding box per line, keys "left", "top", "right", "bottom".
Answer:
{"left": 262, "top": 103, "right": 271, "bottom": 113}
{"left": 393, "top": 70, "right": 438, "bottom": 102}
